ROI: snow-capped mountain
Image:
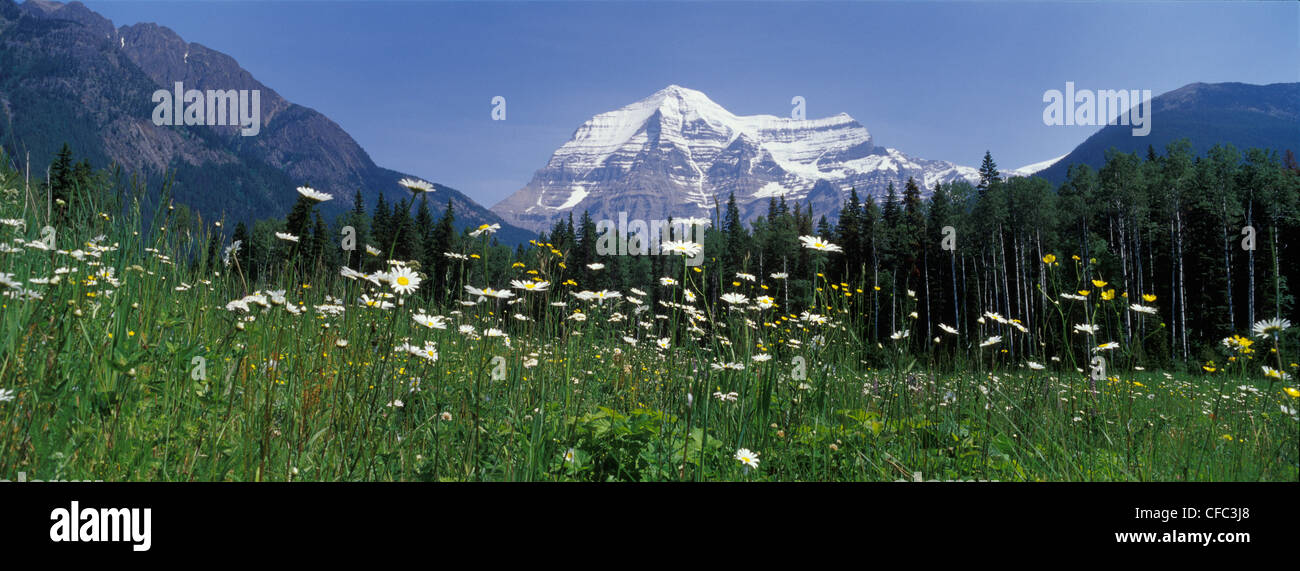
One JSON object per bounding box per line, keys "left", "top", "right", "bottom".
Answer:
{"left": 492, "top": 85, "right": 979, "bottom": 232}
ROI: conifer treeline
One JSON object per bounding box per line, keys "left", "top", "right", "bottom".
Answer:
{"left": 239, "top": 141, "right": 1300, "bottom": 365}
{"left": 25, "top": 138, "right": 1298, "bottom": 367}
{"left": 527, "top": 142, "right": 1298, "bottom": 366}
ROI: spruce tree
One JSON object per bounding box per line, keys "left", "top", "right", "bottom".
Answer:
{"left": 429, "top": 199, "right": 457, "bottom": 301}
{"left": 977, "top": 150, "right": 1001, "bottom": 194}
{"left": 310, "top": 211, "right": 329, "bottom": 273}
{"left": 392, "top": 198, "right": 419, "bottom": 261}
{"left": 372, "top": 193, "right": 391, "bottom": 259}
{"left": 723, "top": 191, "right": 748, "bottom": 275}
{"left": 349, "top": 190, "right": 369, "bottom": 270}
{"left": 49, "top": 143, "right": 75, "bottom": 220}
{"left": 836, "top": 187, "right": 863, "bottom": 283}
{"left": 414, "top": 195, "right": 434, "bottom": 270}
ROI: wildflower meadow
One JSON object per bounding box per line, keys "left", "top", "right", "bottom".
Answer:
{"left": 0, "top": 144, "right": 1296, "bottom": 482}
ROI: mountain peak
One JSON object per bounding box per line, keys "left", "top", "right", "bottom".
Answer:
{"left": 647, "top": 84, "right": 716, "bottom": 104}
{"left": 1, "top": 0, "right": 534, "bottom": 244}
{"left": 654, "top": 84, "right": 703, "bottom": 96}
{"left": 492, "top": 86, "right": 977, "bottom": 233}
{"left": 18, "top": 0, "right": 114, "bottom": 35}
{"left": 628, "top": 84, "right": 736, "bottom": 124}
{"left": 1035, "top": 81, "right": 1300, "bottom": 183}
{"left": 20, "top": 0, "right": 58, "bottom": 14}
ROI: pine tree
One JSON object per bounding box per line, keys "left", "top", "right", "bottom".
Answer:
{"left": 723, "top": 191, "right": 748, "bottom": 275}
{"left": 816, "top": 215, "right": 832, "bottom": 241}
{"left": 284, "top": 195, "right": 315, "bottom": 242}
{"left": 348, "top": 190, "right": 369, "bottom": 270}
{"left": 927, "top": 181, "right": 957, "bottom": 339}
{"left": 429, "top": 199, "right": 457, "bottom": 301}
{"left": 977, "top": 150, "right": 1001, "bottom": 194}
{"left": 880, "top": 182, "right": 900, "bottom": 273}
{"left": 900, "top": 177, "right": 926, "bottom": 289}
{"left": 836, "top": 187, "right": 863, "bottom": 283}
{"left": 392, "top": 198, "right": 419, "bottom": 261}
{"left": 575, "top": 210, "right": 598, "bottom": 286}
{"left": 310, "top": 211, "right": 329, "bottom": 272}
{"left": 49, "top": 143, "right": 74, "bottom": 220}
{"left": 372, "top": 193, "right": 391, "bottom": 259}
{"left": 414, "top": 195, "right": 434, "bottom": 271}
{"left": 281, "top": 193, "right": 318, "bottom": 272}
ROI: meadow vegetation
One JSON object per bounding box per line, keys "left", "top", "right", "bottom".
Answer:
{"left": 0, "top": 144, "right": 1296, "bottom": 481}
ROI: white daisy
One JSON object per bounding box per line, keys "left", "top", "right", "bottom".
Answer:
{"left": 661, "top": 241, "right": 704, "bottom": 257}
{"left": 296, "top": 186, "right": 332, "bottom": 202}
{"left": 399, "top": 178, "right": 435, "bottom": 193}
{"left": 720, "top": 293, "right": 748, "bottom": 305}
{"left": 734, "top": 448, "right": 760, "bottom": 469}
{"left": 798, "top": 235, "right": 843, "bottom": 253}
{"left": 412, "top": 313, "right": 447, "bottom": 329}
{"left": 511, "top": 279, "right": 550, "bottom": 292}
{"left": 1253, "top": 317, "right": 1292, "bottom": 339}
{"left": 469, "top": 223, "right": 500, "bottom": 237}
{"left": 465, "top": 285, "right": 514, "bottom": 299}
{"left": 387, "top": 266, "right": 421, "bottom": 295}
{"left": 1129, "top": 304, "right": 1158, "bottom": 315}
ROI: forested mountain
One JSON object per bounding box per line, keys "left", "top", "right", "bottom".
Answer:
{"left": 0, "top": 0, "right": 533, "bottom": 244}
{"left": 1036, "top": 82, "right": 1299, "bottom": 183}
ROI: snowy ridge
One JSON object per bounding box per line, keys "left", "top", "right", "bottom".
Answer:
{"left": 493, "top": 85, "right": 980, "bottom": 233}
{"left": 1006, "top": 154, "right": 1067, "bottom": 178}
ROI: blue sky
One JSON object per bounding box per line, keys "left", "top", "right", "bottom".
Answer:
{"left": 81, "top": 1, "right": 1300, "bottom": 206}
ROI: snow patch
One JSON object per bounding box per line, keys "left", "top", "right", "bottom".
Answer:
{"left": 752, "top": 181, "right": 790, "bottom": 199}
{"left": 1008, "top": 154, "right": 1067, "bottom": 177}
{"left": 556, "top": 186, "right": 588, "bottom": 210}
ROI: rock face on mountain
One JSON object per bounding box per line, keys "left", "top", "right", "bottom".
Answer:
{"left": 493, "top": 85, "right": 979, "bottom": 232}
{"left": 0, "top": 0, "right": 532, "bottom": 243}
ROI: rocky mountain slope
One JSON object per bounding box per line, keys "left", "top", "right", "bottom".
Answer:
{"left": 0, "top": 0, "right": 533, "bottom": 243}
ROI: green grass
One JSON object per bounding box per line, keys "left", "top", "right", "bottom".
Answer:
{"left": 0, "top": 191, "right": 1296, "bottom": 482}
